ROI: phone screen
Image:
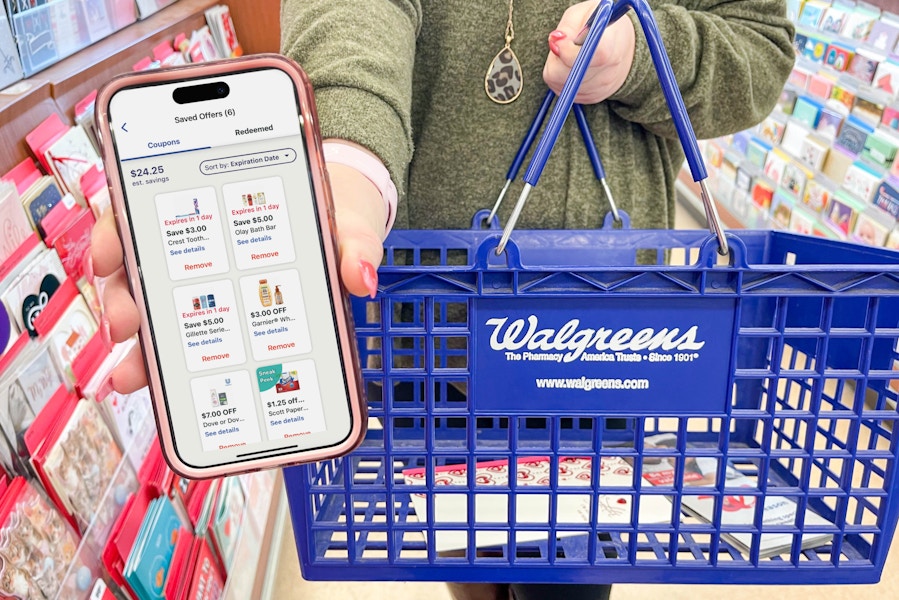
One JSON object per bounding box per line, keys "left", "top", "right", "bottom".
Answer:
{"left": 105, "top": 67, "right": 354, "bottom": 470}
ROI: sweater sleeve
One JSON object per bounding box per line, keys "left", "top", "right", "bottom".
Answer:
{"left": 607, "top": 0, "right": 795, "bottom": 140}
{"left": 280, "top": 0, "right": 422, "bottom": 197}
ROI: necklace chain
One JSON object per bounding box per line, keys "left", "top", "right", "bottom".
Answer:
{"left": 505, "top": 0, "right": 514, "bottom": 45}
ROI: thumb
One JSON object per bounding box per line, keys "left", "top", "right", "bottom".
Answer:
{"left": 328, "top": 162, "right": 386, "bottom": 298}
{"left": 550, "top": 1, "right": 600, "bottom": 66}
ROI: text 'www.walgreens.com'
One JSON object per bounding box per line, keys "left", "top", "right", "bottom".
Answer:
{"left": 535, "top": 376, "right": 650, "bottom": 391}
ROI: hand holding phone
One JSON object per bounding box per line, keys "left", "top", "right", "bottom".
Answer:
{"left": 95, "top": 54, "right": 366, "bottom": 478}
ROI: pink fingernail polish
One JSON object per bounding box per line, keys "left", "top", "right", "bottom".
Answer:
{"left": 100, "top": 374, "right": 115, "bottom": 398}
{"left": 100, "top": 315, "right": 112, "bottom": 348}
{"left": 549, "top": 30, "right": 567, "bottom": 40}
{"left": 549, "top": 41, "right": 561, "bottom": 56}
{"left": 82, "top": 253, "right": 94, "bottom": 283}
{"left": 360, "top": 260, "right": 378, "bottom": 299}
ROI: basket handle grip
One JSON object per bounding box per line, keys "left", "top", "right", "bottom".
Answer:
{"left": 514, "top": 0, "right": 727, "bottom": 255}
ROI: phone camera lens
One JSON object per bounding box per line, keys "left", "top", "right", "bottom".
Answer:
{"left": 217, "top": 85, "right": 227, "bottom": 95}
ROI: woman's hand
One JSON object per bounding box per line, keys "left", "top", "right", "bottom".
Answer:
{"left": 91, "top": 139, "right": 387, "bottom": 393}
{"left": 324, "top": 140, "right": 388, "bottom": 299}
{"left": 543, "top": 0, "right": 636, "bottom": 105}
{"left": 91, "top": 210, "right": 146, "bottom": 393}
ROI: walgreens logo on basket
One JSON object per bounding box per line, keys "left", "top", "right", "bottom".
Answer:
{"left": 471, "top": 297, "right": 735, "bottom": 414}
{"left": 485, "top": 315, "right": 705, "bottom": 364}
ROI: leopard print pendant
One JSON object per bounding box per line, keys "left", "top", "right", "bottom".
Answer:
{"left": 485, "top": 44, "right": 523, "bottom": 104}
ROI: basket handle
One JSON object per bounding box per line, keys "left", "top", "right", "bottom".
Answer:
{"left": 497, "top": 0, "right": 728, "bottom": 256}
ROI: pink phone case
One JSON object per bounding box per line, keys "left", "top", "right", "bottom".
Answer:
{"left": 95, "top": 54, "right": 366, "bottom": 479}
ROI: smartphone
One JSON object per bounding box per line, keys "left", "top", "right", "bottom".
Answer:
{"left": 96, "top": 54, "right": 366, "bottom": 478}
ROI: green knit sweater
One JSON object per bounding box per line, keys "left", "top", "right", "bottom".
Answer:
{"left": 281, "top": 0, "right": 794, "bottom": 231}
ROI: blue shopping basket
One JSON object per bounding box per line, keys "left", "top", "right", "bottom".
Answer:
{"left": 284, "top": 0, "right": 899, "bottom": 585}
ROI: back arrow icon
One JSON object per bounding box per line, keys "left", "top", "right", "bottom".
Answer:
{"left": 121, "top": 123, "right": 128, "bottom": 132}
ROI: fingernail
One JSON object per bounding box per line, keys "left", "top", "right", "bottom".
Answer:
{"left": 359, "top": 260, "right": 378, "bottom": 299}
{"left": 100, "top": 315, "right": 112, "bottom": 348}
{"left": 549, "top": 41, "right": 561, "bottom": 56}
{"left": 549, "top": 30, "right": 567, "bottom": 40}
{"left": 100, "top": 374, "right": 115, "bottom": 398}
{"left": 82, "top": 253, "right": 94, "bottom": 283}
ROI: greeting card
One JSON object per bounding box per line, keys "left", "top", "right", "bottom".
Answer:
{"left": 793, "top": 32, "right": 808, "bottom": 55}
{"left": 846, "top": 49, "right": 881, "bottom": 84}
{"left": 882, "top": 106, "right": 899, "bottom": 131}
{"left": 0, "top": 12, "right": 24, "bottom": 89}
{"left": 0, "top": 477, "right": 80, "bottom": 599}
{"left": 770, "top": 192, "right": 794, "bottom": 228}
{"left": 211, "top": 477, "right": 245, "bottom": 572}
{"left": 204, "top": 4, "right": 242, "bottom": 59}
{"left": 872, "top": 178, "right": 899, "bottom": 219}
{"left": 822, "top": 145, "right": 856, "bottom": 183}
{"left": 842, "top": 6, "right": 880, "bottom": 41}
{"left": 13, "top": 6, "right": 58, "bottom": 75}
{"left": 123, "top": 496, "right": 182, "bottom": 600}
{"left": 48, "top": 0, "right": 91, "bottom": 57}
{"left": 0, "top": 181, "right": 32, "bottom": 269}
{"left": 816, "top": 104, "right": 846, "bottom": 139}
{"left": 824, "top": 191, "right": 861, "bottom": 237}
{"left": 790, "top": 205, "right": 818, "bottom": 235}
{"left": 862, "top": 130, "right": 899, "bottom": 168}
{"left": 834, "top": 115, "right": 874, "bottom": 156}
{"left": 803, "top": 177, "right": 835, "bottom": 213}
{"left": 886, "top": 226, "right": 899, "bottom": 249}
{"left": 793, "top": 96, "right": 824, "bottom": 129}
{"left": 757, "top": 115, "right": 786, "bottom": 144}
{"left": 43, "top": 400, "right": 121, "bottom": 520}
{"left": 640, "top": 434, "right": 832, "bottom": 559}
{"left": 751, "top": 180, "right": 775, "bottom": 211}
{"left": 802, "top": 36, "right": 829, "bottom": 64}
{"left": 763, "top": 148, "right": 790, "bottom": 185}
{"left": 80, "top": 0, "right": 113, "bottom": 43}
{"left": 777, "top": 89, "right": 798, "bottom": 114}
{"left": 0, "top": 355, "right": 41, "bottom": 475}
{"left": 824, "top": 42, "right": 853, "bottom": 71}
{"left": 781, "top": 161, "right": 812, "bottom": 200}
{"left": 820, "top": 4, "right": 849, "bottom": 35}
{"left": 806, "top": 73, "right": 835, "bottom": 100}
{"left": 874, "top": 58, "right": 899, "bottom": 97}
{"left": 786, "top": 0, "right": 806, "bottom": 22}
{"left": 39, "top": 292, "right": 98, "bottom": 382}
{"left": 852, "top": 206, "right": 895, "bottom": 246}
{"left": 704, "top": 141, "right": 725, "bottom": 168}
{"left": 185, "top": 537, "right": 225, "bottom": 600}
{"left": 0, "top": 248, "right": 67, "bottom": 337}
{"left": 781, "top": 120, "right": 812, "bottom": 157}
{"left": 21, "top": 177, "right": 66, "bottom": 232}
{"left": 830, "top": 84, "right": 856, "bottom": 112}
{"left": 843, "top": 160, "right": 883, "bottom": 202}
{"left": 797, "top": 0, "right": 829, "bottom": 29}
{"left": 44, "top": 126, "right": 103, "bottom": 205}
{"left": 402, "top": 456, "right": 672, "bottom": 552}
{"left": 6, "top": 340, "right": 63, "bottom": 417}
{"left": 745, "top": 137, "right": 771, "bottom": 169}
{"left": 799, "top": 136, "right": 830, "bottom": 171}
{"left": 868, "top": 19, "right": 899, "bottom": 52}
